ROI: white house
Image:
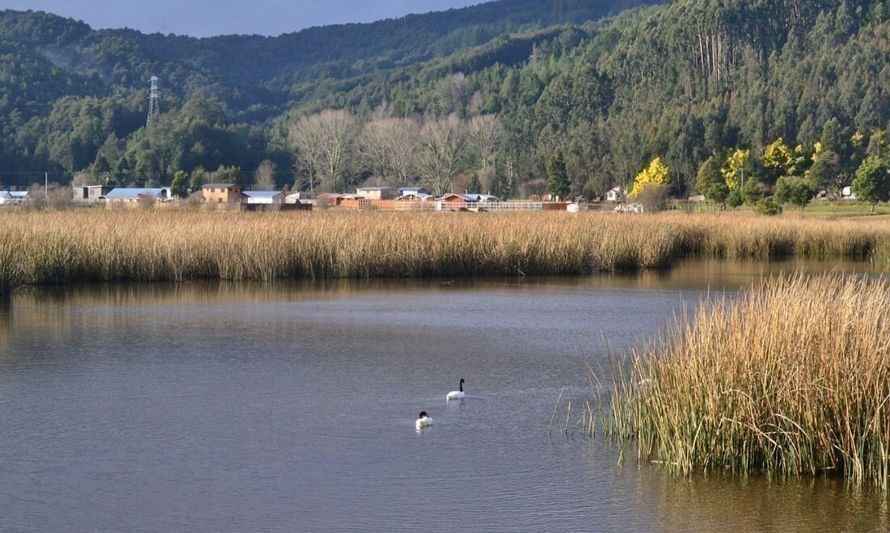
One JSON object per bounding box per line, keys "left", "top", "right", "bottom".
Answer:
{"left": 243, "top": 190, "right": 285, "bottom": 204}
{"left": 396, "top": 192, "right": 435, "bottom": 202}
{"left": 104, "top": 188, "right": 171, "bottom": 205}
{"left": 0, "top": 190, "right": 29, "bottom": 205}
{"left": 606, "top": 187, "right": 627, "bottom": 202}
{"left": 285, "top": 191, "right": 314, "bottom": 204}
{"left": 842, "top": 186, "right": 858, "bottom": 200}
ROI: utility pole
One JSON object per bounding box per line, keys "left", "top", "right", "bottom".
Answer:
{"left": 146, "top": 76, "right": 160, "bottom": 128}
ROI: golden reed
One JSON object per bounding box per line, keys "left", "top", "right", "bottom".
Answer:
{"left": 609, "top": 274, "right": 889, "bottom": 489}
{"left": 0, "top": 210, "right": 887, "bottom": 288}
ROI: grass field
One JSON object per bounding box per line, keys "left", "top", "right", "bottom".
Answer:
{"left": 0, "top": 209, "right": 888, "bottom": 289}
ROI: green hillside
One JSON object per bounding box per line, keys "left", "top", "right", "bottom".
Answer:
{"left": 0, "top": 0, "right": 886, "bottom": 202}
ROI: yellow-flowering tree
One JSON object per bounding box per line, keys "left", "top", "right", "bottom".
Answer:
{"left": 812, "top": 141, "right": 824, "bottom": 162}
{"left": 763, "top": 138, "right": 793, "bottom": 173}
{"left": 789, "top": 144, "right": 815, "bottom": 176}
{"left": 721, "top": 149, "right": 749, "bottom": 191}
{"left": 629, "top": 157, "right": 670, "bottom": 198}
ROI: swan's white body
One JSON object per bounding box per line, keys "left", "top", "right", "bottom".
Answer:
{"left": 446, "top": 379, "right": 466, "bottom": 401}
{"left": 416, "top": 415, "right": 433, "bottom": 431}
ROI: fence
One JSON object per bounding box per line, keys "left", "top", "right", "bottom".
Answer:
{"left": 334, "top": 200, "right": 572, "bottom": 212}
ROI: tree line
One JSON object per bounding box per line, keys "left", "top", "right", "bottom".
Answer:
{"left": 0, "top": 0, "right": 887, "bottom": 205}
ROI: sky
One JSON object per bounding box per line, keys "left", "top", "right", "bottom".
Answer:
{"left": 0, "top": 0, "right": 486, "bottom": 37}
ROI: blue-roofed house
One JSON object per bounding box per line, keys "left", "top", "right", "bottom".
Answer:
{"left": 0, "top": 190, "right": 29, "bottom": 205}
{"left": 242, "top": 190, "right": 285, "bottom": 205}
{"left": 439, "top": 193, "right": 481, "bottom": 210}
{"left": 441, "top": 193, "right": 481, "bottom": 202}
{"left": 104, "top": 187, "right": 171, "bottom": 206}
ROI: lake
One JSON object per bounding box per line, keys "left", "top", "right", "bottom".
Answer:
{"left": 0, "top": 259, "right": 886, "bottom": 531}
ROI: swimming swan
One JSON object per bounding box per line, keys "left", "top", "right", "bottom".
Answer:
{"left": 446, "top": 379, "right": 466, "bottom": 400}
{"left": 416, "top": 411, "right": 433, "bottom": 430}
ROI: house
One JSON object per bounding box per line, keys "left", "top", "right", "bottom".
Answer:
{"left": 104, "top": 188, "right": 171, "bottom": 205}
{"left": 285, "top": 191, "right": 314, "bottom": 204}
{"left": 439, "top": 193, "right": 479, "bottom": 210}
{"left": 73, "top": 185, "right": 109, "bottom": 203}
{"left": 398, "top": 186, "right": 429, "bottom": 196}
{"left": 201, "top": 183, "right": 242, "bottom": 204}
{"left": 0, "top": 190, "right": 29, "bottom": 205}
{"left": 317, "top": 193, "right": 345, "bottom": 207}
{"left": 396, "top": 191, "right": 434, "bottom": 202}
{"left": 440, "top": 193, "right": 479, "bottom": 203}
{"left": 355, "top": 186, "right": 394, "bottom": 200}
{"left": 606, "top": 187, "right": 627, "bottom": 202}
{"left": 242, "top": 190, "right": 285, "bottom": 205}
{"left": 842, "top": 186, "right": 858, "bottom": 200}
{"left": 477, "top": 193, "right": 499, "bottom": 203}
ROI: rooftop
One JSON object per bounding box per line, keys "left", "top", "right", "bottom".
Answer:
{"left": 105, "top": 188, "right": 168, "bottom": 199}
{"left": 242, "top": 190, "right": 283, "bottom": 198}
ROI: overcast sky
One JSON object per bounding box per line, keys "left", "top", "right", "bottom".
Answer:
{"left": 0, "top": 0, "right": 486, "bottom": 37}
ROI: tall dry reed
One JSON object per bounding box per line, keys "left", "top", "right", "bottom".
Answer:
{"left": 609, "top": 275, "right": 890, "bottom": 489}
{"left": 0, "top": 210, "right": 887, "bottom": 289}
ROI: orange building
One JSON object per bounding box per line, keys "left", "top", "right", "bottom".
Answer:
{"left": 201, "top": 183, "right": 242, "bottom": 204}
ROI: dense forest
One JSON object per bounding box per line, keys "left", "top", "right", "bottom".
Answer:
{"left": 0, "top": 0, "right": 887, "bottom": 203}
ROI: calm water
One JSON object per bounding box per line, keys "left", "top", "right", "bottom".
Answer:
{"left": 0, "top": 260, "right": 886, "bottom": 531}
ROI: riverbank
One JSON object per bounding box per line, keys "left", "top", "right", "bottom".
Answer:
{"left": 0, "top": 210, "right": 888, "bottom": 289}
{"left": 609, "top": 274, "right": 889, "bottom": 489}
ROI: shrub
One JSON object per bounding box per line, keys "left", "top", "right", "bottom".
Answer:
{"left": 754, "top": 198, "right": 781, "bottom": 216}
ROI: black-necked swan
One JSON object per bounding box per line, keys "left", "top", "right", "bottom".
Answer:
{"left": 446, "top": 379, "right": 466, "bottom": 400}
{"left": 416, "top": 411, "right": 433, "bottom": 430}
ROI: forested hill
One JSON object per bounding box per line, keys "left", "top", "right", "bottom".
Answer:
{"left": 0, "top": 0, "right": 656, "bottom": 118}
{"left": 0, "top": 0, "right": 887, "bottom": 200}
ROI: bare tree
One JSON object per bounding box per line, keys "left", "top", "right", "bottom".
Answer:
{"left": 253, "top": 160, "right": 277, "bottom": 190}
{"left": 419, "top": 114, "right": 468, "bottom": 196}
{"left": 435, "top": 73, "right": 470, "bottom": 115}
{"left": 360, "top": 117, "right": 420, "bottom": 186}
{"left": 289, "top": 110, "right": 359, "bottom": 193}
{"left": 468, "top": 114, "right": 504, "bottom": 192}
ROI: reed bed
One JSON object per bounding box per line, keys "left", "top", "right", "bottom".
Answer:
{"left": 0, "top": 210, "right": 887, "bottom": 289}
{"left": 609, "top": 275, "right": 890, "bottom": 489}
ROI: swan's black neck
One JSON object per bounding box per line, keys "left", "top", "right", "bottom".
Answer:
{"left": 459, "top": 379, "right": 464, "bottom": 392}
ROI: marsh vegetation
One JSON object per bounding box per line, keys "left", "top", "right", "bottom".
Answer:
{"left": 1, "top": 210, "right": 888, "bottom": 289}
{"left": 609, "top": 275, "right": 890, "bottom": 489}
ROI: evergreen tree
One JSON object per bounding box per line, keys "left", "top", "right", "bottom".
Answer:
{"left": 741, "top": 176, "right": 762, "bottom": 205}
{"left": 170, "top": 170, "right": 189, "bottom": 198}
{"left": 852, "top": 156, "right": 890, "bottom": 212}
{"left": 695, "top": 155, "right": 728, "bottom": 203}
{"left": 545, "top": 148, "right": 570, "bottom": 199}
{"left": 776, "top": 176, "right": 815, "bottom": 210}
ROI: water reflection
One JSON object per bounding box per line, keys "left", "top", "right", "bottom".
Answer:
{"left": 635, "top": 468, "right": 888, "bottom": 531}
{"left": 0, "top": 258, "right": 884, "bottom": 531}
